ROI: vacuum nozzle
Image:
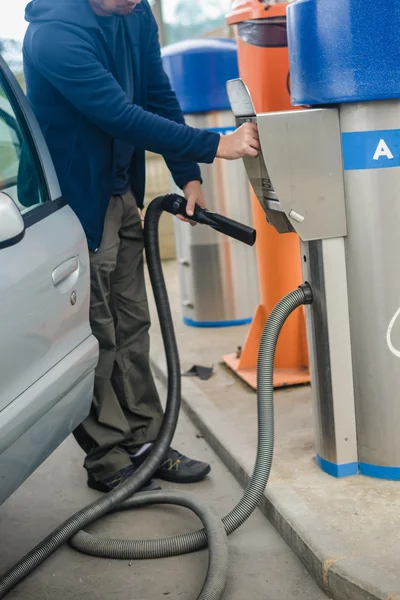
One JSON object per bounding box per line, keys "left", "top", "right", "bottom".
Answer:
{"left": 299, "top": 282, "right": 313, "bottom": 305}
{"left": 161, "top": 194, "right": 257, "bottom": 247}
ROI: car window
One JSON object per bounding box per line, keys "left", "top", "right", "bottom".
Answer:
{"left": 0, "top": 78, "right": 47, "bottom": 214}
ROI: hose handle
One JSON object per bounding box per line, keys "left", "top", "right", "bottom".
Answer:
{"left": 161, "top": 194, "right": 257, "bottom": 247}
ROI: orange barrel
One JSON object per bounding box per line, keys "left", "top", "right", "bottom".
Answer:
{"left": 223, "top": 0, "right": 309, "bottom": 389}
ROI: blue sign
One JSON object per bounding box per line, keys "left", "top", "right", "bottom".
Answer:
{"left": 342, "top": 129, "right": 400, "bottom": 171}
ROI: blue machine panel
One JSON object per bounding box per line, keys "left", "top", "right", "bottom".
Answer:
{"left": 287, "top": 0, "right": 400, "bottom": 106}
{"left": 162, "top": 39, "right": 239, "bottom": 114}
{"left": 342, "top": 130, "right": 400, "bottom": 171}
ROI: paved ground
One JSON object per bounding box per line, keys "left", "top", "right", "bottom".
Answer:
{"left": 146, "top": 260, "right": 400, "bottom": 599}
{"left": 0, "top": 378, "right": 327, "bottom": 600}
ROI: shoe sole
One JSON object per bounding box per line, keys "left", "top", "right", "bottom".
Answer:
{"left": 156, "top": 464, "right": 211, "bottom": 484}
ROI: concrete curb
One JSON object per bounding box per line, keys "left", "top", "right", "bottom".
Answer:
{"left": 150, "top": 346, "right": 400, "bottom": 600}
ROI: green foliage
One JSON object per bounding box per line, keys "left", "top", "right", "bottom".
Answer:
{"left": 0, "top": 38, "right": 25, "bottom": 91}
{"left": 165, "top": 0, "right": 231, "bottom": 44}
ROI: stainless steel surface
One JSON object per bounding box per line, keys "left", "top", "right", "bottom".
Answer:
{"left": 174, "top": 111, "right": 259, "bottom": 324}
{"left": 236, "top": 114, "right": 292, "bottom": 233}
{"left": 0, "top": 192, "right": 25, "bottom": 244}
{"left": 257, "top": 108, "right": 347, "bottom": 242}
{"left": 227, "top": 79, "right": 295, "bottom": 234}
{"left": 266, "top": 200, "right": 286, "bottom": 213}
{"left": 226, "top": 78, "right": 256, "bottom": 118}
{"left": 230, "top": 80, "right": 359, "bottom": 473}
{"left": 341, "top": 100, "right": 400, "bottom": 468}
{"left": 176, "top": 241, "right": 259, "bottom": 324}
{"left": 302, "top": 239, "right": 357, "bottom": 467}
{"left": 228, "top": 80, "right": 358, "bottom": 471}
{"left": 0, "top": 58, "right": 98, "bottom": 505}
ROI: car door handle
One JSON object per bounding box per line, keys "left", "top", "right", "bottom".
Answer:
{"left": 52, "top": 257, "right": 79, "bottom": 286}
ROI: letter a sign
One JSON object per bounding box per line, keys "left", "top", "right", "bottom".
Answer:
{"left": 373, "top": 139, "right": 394, "bottom": 161}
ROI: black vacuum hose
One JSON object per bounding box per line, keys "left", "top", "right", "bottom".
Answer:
{"left": 0, "top": 195, "right": 312, "bottom": 600}
{"left": 0, "top": 196, "right": 228, "bottom": 600}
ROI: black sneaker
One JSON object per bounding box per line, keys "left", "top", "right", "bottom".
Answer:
{"left": 87, "top": 465, "right": 160, "bottom": 494}
{"left": 130, "top": 447, "right": 211, "bottom": 484}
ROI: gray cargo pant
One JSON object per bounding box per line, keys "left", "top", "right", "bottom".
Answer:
{"left": 74, "top": 191, "right": 164, "bottom": 480}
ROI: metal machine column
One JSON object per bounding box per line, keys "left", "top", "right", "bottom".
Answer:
{"left": 340, "top": 103, "right": 400, "bottom": 477}
{"left": 287, "top": 0, "right": 400, "bottom": 480}
{"left": 227, "top": 79, "right": 359, "bottom": 476}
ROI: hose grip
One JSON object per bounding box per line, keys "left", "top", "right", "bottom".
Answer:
{"left": 161, "top": 194, "right": 256, "bottom": 247}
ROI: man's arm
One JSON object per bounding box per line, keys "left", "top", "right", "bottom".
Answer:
{"left": 27, "top": 24, "right": 220, "bottom": 164}
{"left": 144, "top": 10, "right": 260, "bottom": 217}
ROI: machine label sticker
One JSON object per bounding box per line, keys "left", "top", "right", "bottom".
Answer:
{"left": 373, "top": 139, "right": 394, "bottom": 161}
{"left": 342, "top": 129, "right": 400, "bottom": 170}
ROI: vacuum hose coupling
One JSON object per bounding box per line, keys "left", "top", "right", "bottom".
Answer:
{"left": 299, "top": 282, "right": 313, "bottom": 305}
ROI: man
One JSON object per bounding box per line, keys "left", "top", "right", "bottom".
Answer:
{"left": 23, "top": 0, "right": 259, "bottom": 494}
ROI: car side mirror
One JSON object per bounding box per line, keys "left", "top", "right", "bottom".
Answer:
{"left": 0, "top": 192, "right": 25, "bottom": 249}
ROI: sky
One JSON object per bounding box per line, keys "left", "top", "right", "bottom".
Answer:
{"left": 0, "top": 0, "right": 200, "bottom": 41}
{"left": 0, "top": 0, "right": 29, "bottom": 40}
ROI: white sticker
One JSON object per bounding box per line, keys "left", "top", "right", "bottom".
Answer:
{"left": 373, "top": 139, "right": 394, "bottom": 161}
{"left": 386, "top": 307, "right": 400, "bottom": 358}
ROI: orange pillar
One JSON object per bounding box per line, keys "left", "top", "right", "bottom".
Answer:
{"left": 223, "top": 1, "right": 309, "bottom": 389}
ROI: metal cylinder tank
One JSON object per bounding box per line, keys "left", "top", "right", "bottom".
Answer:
{"left": 162, "top": 39, "right": 259, "bottom": 327}
{"left": 288, "top": 0, "right": 400, "bottom": 479}
{"left": 340, "top": 101, "right": 400, "bottom": 479}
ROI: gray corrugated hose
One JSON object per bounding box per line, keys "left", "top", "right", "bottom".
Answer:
{"left": 0, "top": 195, "right": 312, "bottom": 600}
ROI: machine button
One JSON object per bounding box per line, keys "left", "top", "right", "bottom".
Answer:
{"left": 289, "top": 210, "right": 305, "bottom": 223}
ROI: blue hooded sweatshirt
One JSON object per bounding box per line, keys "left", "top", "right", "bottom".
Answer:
{"left": 23, "top": 0, "right": 220, "bottom": 250}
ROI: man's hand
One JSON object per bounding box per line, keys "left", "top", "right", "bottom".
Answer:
{"left": 216, "top": 122, "right": 260, "bottom": 160}
{"left": 178, "top": 180, "right": 205, "bottom": 225}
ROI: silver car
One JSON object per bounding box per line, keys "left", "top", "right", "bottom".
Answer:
{"left": 0, "top": 56, "right": 99, "bottom": 505}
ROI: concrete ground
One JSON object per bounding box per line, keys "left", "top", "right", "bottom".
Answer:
{"left": 0, "top": 379, "right": 327, "bottom": 600}
{"left": 147, "top": 260, "right": 400, "bottom": 600}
